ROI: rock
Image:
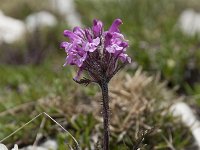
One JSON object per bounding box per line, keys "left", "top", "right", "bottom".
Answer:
{"left": 179, "top": 9, "right": 200, "bottom": 36}
{"left": 0, "top": 144, "right": 18, "bottom": 150}
{"left": 40, "top": 139, "right": 58, "bottom": 150}
{"left": 49, "top": 0, "right": 82, "bottom": 28}
{"left": 170, "top": 102, "right": 200, "bottom": 149}
{"left": 20, "top": 139, "right": 57, "bottom": 150}
{"left": 20, "top": 146, "right": 47, "bottom": 150}
{"left": 25, "top": 11, "right": 57, "bottom": 32}
{"left": 0, "top": 144, "right": 8, "bottom": 150}
{"left": 0, "top": 10, "right": 25, "bottom": 44}
{"left": 11, "top": 144, "right": 18, "bottom": 150}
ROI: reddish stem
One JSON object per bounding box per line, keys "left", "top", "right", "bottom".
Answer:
{"left": 100, "top": 80, "right": 109, "bottom": 150}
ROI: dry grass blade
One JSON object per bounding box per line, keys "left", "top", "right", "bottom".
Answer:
{"left": 0, "top": 112, "right": 80, "bottom": 149}
{"left": 132, "top": 127, "right": 157, "bottom": 150}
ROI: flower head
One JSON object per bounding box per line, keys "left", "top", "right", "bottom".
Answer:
{"left": 61, "top": 19, "right": 131, "bottom": 84}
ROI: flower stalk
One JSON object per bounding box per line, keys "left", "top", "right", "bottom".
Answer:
{"left": 100, "top": 80, "right": 109, "bottom": 150}
{"left": 60, "top": 18, "right": 131, "bottom": 149}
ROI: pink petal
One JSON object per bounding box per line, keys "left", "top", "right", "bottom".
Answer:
{"left": 106, "top": 46, "right": 115, "bottom": 53}
{"left": 119, "top": 53, "right": 131, "bottom": 63}
{"left": 60, "top": 42, "right": 69, "bottom": 48}
{"left": 63, "top": 30, "right": 82, "bottom": 43}
{"left": 108, "top": 19, "right": 122, "bottom": 33}
{"left": 104, "top": 32, "right": 113, "bottom": 47}
{"left": 92, "top": 19, "right": 103, "bottom": 37}
{"left": 93, "top": 37, "right": 100, "bottom": 46}
{"left": 73, "top": 27, "right": 85, "bottom": 38}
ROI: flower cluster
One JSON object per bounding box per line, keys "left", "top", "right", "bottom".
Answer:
{"left": 61, "top": 19, "right": 131, "bottom": 83}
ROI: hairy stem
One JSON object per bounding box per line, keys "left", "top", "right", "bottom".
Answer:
{"left": 100, "top": 80, "right": 109, "bottom": 150}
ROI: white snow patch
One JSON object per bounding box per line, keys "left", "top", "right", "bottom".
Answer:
{"left": 170, "top": 102, "right": 200, "bottom": 149}
{"left": 50, "top": 0, "right": 82, "bottom": 28}
{"left": 179, "top": 9, "right": 200, "bottom": 36}
{"left": 25, "top": 11, "right": 57, "bottom": 32}
{"left": 0, "top": 10, "right": 25, "bottom": 44}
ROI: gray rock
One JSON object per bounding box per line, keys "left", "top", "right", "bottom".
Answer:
{"left": 25, "top": 11, "right": 57, "bottom": 32}
{"left": 20, "top": 139, "right": 57, "bottom": 150}
{"left": 179, "top": 9, "right": 200, "bottom": 36}
{"left": 0, "top": 10, "right": 25, "bottom": 44}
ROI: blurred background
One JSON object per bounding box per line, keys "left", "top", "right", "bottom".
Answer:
{"left": 0, "top": 0, "right": 200, "bottom": 149}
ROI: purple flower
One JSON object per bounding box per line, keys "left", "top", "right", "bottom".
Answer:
{"left": 108, "top": 18, "right": 122, "bottom": 33}
{"left": 61, "top": 19, "right": 131, "bottom": 82}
